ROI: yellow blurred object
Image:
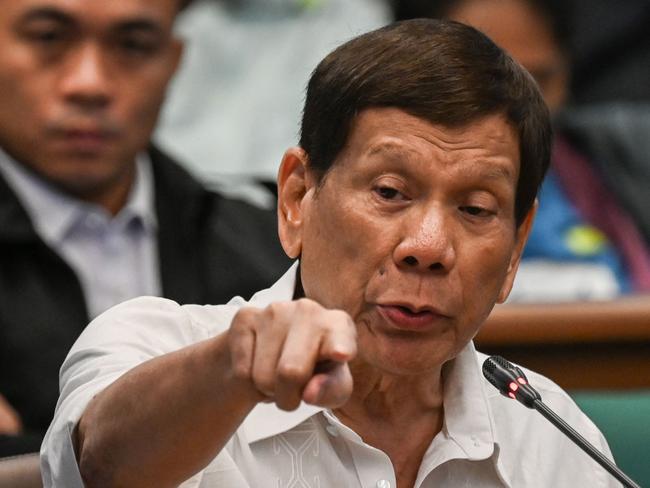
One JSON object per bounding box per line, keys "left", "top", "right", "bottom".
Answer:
{"left": 298, "top": 0, "right": 323, "bottom": 10}
{"left": 566, "top": 225, "right": 608, "bottom": 255}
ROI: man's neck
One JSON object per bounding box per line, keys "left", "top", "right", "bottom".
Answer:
{"left": 333, "top": 364, "right": 446, "bottom": 487}
{"left": 343, "top": 359, "right": 444, "bottom": 418}
{"left": 64, "top": 164, "right": 136, "bottom": 216}
{"left": 0, "top": 145, "right": 138, "bottom": 217}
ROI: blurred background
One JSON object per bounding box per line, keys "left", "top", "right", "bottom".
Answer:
{"left": 155, "top": 0, "right": 650, "bottom": 178}
{"left": 155, "top": 0, "right": 389, "bottom": 184}
{"left": 151, "top": 0, "right": 650, "bottom": 484}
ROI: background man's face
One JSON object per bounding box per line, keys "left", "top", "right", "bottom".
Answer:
{"left": 0, "top": 0, "right": 181, "bottom": 205}
{"left": 446, "top": 0, "right": 568, "bottom": 114}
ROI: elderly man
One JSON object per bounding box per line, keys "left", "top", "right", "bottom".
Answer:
{"left": 0, "top": 0, "right": 288, "bottom": 456}
{"left": 42, "top": 19, "right": 615, "bottom": 487}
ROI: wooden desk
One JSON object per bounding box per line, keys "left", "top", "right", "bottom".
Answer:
{"left": 474, "top": 295, "right": 650, "bottom": 390}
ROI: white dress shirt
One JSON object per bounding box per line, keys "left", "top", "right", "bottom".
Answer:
{"left": 41, "top": 264, "right": 617, "bottom": 487}
{"left": 0, "top": 147, "right": 160, "bottom": 318}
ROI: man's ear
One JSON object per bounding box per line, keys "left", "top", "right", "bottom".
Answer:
{"left": 497, "top": 200, "right": 538, "bottom": 304}
{"left": 277, "top": 147, "right": 312, "bottom": 259}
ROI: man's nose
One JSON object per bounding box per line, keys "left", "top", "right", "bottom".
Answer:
{"left": 393, "top": 207, "right": 456, "bottom": 272}
{"left": 59, "top": 44, "right": 111, "bottom": 109}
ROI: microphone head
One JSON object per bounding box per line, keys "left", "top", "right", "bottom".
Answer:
{"left": 482, "top": 355, "right": 541, "bottom": 408}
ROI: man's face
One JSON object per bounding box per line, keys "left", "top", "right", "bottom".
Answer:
{"left": 447, "top": 0, "right": 569, "bottom": 114}
{"left": 279, "top": 108, "right": 533, "bottom": 375}
{"left": 0, "top": 0, "right": 182, "bottom": 203}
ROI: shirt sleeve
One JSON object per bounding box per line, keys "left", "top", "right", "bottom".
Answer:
{"left": 39, "top": 296, "right": 208, "bottom": 487}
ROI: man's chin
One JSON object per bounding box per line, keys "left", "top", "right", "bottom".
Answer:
{"left": 35, "top": 160, "right": 137, "bottom": 210}
{"left": 353, "top": 342, "right": 451, "bottom": 378}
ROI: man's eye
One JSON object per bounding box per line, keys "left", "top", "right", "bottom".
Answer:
{"left": 374, "top": 186, "right": 402, "bottom": 200}
{"left": 25, "top": 28, "right": 66, "bottom": 44}
{"left": 119, "top": 37, "right": 159, "bottom": 55}
{"left": 460, "top": 206, "right": 491, "bottom": 217}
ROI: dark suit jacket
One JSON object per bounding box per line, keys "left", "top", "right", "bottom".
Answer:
{"left": 0, "top": 146, "right": 291, "bottom": 455}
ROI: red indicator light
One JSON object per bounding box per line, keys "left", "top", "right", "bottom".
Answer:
{"left": 517, "top": 377, "right": 528, "bottom": 385}
{"left": 508, "top": 392, "right": 516, "bottom": 399}
{"left": 509, "top": 381, "right": 519, "bottom": 392}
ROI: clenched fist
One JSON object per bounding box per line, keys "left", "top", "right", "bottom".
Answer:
{"left": 228, "top": 298, "right": 357, "bottom": 411}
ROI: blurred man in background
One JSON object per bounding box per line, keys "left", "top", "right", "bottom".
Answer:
{"left": 0, "top": 0, "right": 288, "bottom": 455}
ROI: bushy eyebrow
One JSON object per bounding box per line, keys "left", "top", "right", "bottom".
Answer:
{"left": 113, "top": 20, "right": 164, "bottom": 38}
{"left": 366, "top": 141, "right": 516, "bottom": 183}
{"left": 366, "top": 142, "right": 420, "bottom": 162}
{"left": 17, "top": 6, "right": 165, "bottom": 36}
{"left": 467, "top": 164, "right": 515, "bottom": 183}
{"left": 18, "top": 7, "right": 75, "bottom": 26}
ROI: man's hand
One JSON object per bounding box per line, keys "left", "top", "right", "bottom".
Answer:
{"left": 0, "top": 393, "right": 22, "bottom": 435}
{"left": 228, "top": 298, "right": 357, "bottom": 411}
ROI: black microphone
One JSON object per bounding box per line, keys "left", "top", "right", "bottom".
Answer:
{"left": 482, "top": 355, "right": 641, "bottom": 488}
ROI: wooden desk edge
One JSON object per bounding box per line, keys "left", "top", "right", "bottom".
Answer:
{"left": 475, "top": 295, "right": 650, "bottom": 346}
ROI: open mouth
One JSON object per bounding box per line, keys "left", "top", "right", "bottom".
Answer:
{"left": 396, "top": 305, "right": 431, "bottom": 316}
{"left": 377, "top": 304, "right": 444, "bottom": 330}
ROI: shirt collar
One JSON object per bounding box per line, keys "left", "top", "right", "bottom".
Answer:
{"left": 0, "top": 147, "right": 157, "bottom": 245}
{"left": 239, "top": 263, "right": 513, "bottom": 486}
{"left": 125, "top": 153, "right": 157, "bottom": 231}
{"left": 442, "top": 342, "right": 496, "bottom": 458}
{"left": 439, "top": 342, "right": 513, "bottom": 486}
{"left": 247, "top": 261, "right": 300, "bottom": 308}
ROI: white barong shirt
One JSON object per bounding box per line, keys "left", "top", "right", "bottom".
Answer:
{"left": 41, "top": 264, "right": 617, "bottom": 487}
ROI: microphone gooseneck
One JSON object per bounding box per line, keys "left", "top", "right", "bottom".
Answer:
{"left": 482, "top": 355, "right": 641, "bottom": 488}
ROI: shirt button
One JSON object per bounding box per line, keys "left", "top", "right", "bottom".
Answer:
{"left": 325, "top": 425, "right": 338, "bottom": 437}
{"left": 376, "top": 480, "right": 391, "bottom": 488}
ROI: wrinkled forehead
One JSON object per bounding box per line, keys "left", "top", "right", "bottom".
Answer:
{"left": 2, "top": 0, "right": 180, "bottom": 31}
{"left": 329, "top": 108, "right": 520, "bottom": 177}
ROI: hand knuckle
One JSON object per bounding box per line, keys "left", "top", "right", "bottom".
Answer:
{"left": 231, "top": 362, "right": 251, "bottom": 381}
{"left": 232, "top": 307, "right": 258, "bottom": 329}
{"left": 277, "top": 362, "right": 308, "bottom": 384}
{"left": 326, "top": 310, "right": 352, "bottom": 330}
{"left": 253, "top": 375, "right": 274, "bottom": 396}
{"left": 266, "top": 301, "right": 289, "bottom": 316}
{"left": 296, "top": 297, "right": 319, "bottom": 312}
